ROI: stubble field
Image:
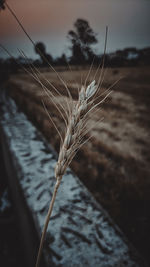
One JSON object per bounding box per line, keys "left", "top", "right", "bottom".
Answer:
{"left": 7, "top": 66, "right": 150, "bottom": 263}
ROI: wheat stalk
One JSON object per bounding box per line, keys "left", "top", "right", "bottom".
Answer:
{"left": 35, "top": 79, "right": 112, "bottom": 267}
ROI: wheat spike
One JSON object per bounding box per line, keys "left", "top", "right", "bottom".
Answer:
{"left": 35, "top": 79, "right": 111, "bottom": 267}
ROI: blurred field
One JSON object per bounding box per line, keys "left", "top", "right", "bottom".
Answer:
{"left": 7, "top": 66, "right": 150, "bottom": 263}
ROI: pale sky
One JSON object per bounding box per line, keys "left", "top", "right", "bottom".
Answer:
{"left": 0, "top": 0, "right": 150, "bottom": 59}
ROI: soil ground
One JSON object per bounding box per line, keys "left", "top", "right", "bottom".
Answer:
{"left": 7, "top": 66, "right": 150, "bottom": 265}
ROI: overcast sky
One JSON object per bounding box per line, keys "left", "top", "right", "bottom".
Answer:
{"left": 0, "top": 0, "right": 150, "bottom": 59}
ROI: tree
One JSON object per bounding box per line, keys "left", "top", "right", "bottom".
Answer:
{"left": 0, "top": 0, "right": 5, "bottom": 11}
{"left": 55, "top": 53, "right": 67, "bottom": 66}
{"left": 34, "top": 42, "right": 53, "bottom": 66}
{"left": 68, "top": 18, "right": 97, "bottom": 64}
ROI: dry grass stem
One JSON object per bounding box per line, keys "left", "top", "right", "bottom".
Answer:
{"left": 36, "top": 78, "right": 111, "bottom": 267}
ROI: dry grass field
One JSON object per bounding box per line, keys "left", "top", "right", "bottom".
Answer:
{"left": 7, "top": 66, "right": 150, "bottom": 263}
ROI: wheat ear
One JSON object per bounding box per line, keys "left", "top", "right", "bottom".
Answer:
{"left": 35, "top": 79, "right": 111, "bottom": 267}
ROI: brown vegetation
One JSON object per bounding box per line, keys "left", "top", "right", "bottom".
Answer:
{"left": 7, "top": 66, "right": 150, "bottom": 264}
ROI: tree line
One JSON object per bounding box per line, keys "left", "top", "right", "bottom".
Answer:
{"left": 0, "top": 1, "right": 150, "bottom": 73}
{"left": 33, "top": 18, "right": 150, "bottom": 67}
